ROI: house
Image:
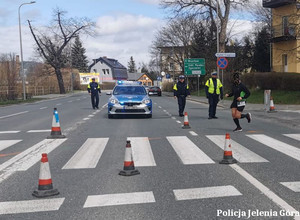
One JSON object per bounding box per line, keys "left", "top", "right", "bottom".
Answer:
{"left": 158, "top": 46, "right": 188, "bottom": 79}
{"left": 127, "top": 72, "right": 154, "bottom": 86}
{"left": 263, "top": 0, "right": 300, "bottom": 73}
{"left": 88, "top": 56, "right": 128, "bottom": 83}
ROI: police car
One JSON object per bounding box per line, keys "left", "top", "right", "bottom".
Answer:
{"left": 108, "top": 81, "right": 152, "bottom": 118}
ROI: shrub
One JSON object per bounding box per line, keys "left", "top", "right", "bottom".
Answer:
{"left": 162, "top": 81, "right": 174, "bottom": 92}
{"left": 242, "top": 72, "right": 300, "bottom": 91}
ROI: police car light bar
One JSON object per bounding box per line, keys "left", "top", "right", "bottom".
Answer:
{"left": 117, "top": 81, "right": 142, "bottom": 85}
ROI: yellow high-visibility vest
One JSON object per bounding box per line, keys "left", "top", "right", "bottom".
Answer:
{"left": 173, "top": 83, "right": 189, "bottom": 90}
{"left": 205, "top": 78, "right": 222, "bottom": 94}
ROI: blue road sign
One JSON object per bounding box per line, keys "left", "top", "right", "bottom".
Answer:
{"left": 216, "top": 57, "right": 228, "bottom": 69}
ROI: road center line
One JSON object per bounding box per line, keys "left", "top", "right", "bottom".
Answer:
{"left": 0, "top": 111, "right": 29, "bottom": 119}
{"left": 0, "top": 131, "right": 20, "bottom": 134}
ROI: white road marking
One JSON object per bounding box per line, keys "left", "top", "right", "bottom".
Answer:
{"left": 166, "top": 136, "right": 215, "bottom": 165}
{"left": 173, "top": 185, "right": 242, "bottom": 201}
{"left": 27, "top": 130, "right": 51, "bottom": 133}
{"left": 56, "top": 103, "right": 62, "bottom": 106}
{"left": 154, "top": 102, "right": 157, "bottom": 104}
{"left": 230, "top": 164, "right": 299, "bottom": 219}
{"left": 83, "top": 118, "right": 90, "bottom": 120}
{"left": 84, "top": 191, "right": 155, "bottom": 208}
{"left": 189, "top": 131, "right": 198, "bottom": 136}
{"left": 0, "top": 140, "right": 22, "bottom": 152}
{"left": 0, "top": 111, "right": 28, "bottom": 119}
{"left": 68, "top": 100, "right": 72, "bottom": 103}
{"left": 176, "top": 120, "right": 181, "bottom": 124}
{"left": 206, "top": 135, "right": 268, "bottom": 163}
{"left": 0, "top": 131, "right": 20, "bottom": 134}
{"left": 171, "top": 117, "right": 176, "bottom": 120}
{"left": 62, "top": 138, "right": 108, "bottom": 169}
{"left": 0, "top": 198, "right": 65, "bottom": 215}
{"left": 0, "top": 139, "right": 67, "bottom": 184}
{"left": 128, "top": 137, "right": 156, "bottom": 167}
{"left": 88, "top": 115, "right": 94, "bottom": 117}
{"left": 280, "top": 182, "right": 300, "bottom": 192}
{"left": 163, "top": 110, "right": 167, "bottom": 112}
{"left": 158, "top": 106, "right": 162, "bottom": 108}
{"left": 77, "top": 99, "right": 81, "bottom": 101}
{"left": 39, "top": 107, "right": 48, "bottom": 110}
{"left": 283, "top": 134, "right": 300, "bottom": 142}
{"left": 247, "top": 134, "right": 300, "bottom": 162}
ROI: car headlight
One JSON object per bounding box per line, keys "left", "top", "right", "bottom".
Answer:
{"left": 142, "top": 99, "right": 151, "bottom": 104}
{"left": 110, "top": 98, "right": 119, "bottom": 104}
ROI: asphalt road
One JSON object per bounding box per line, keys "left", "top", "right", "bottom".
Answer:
{"left": 0, "top": 93, "right": 299, "bottom": 220}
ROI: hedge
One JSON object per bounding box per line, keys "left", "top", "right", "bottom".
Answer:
{"left": 242, "top": 72, "right": 300, "bottom": 91}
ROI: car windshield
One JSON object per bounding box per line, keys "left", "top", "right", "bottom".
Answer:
{"left": 113, "top": 86, "right": 147, "bottom": 95}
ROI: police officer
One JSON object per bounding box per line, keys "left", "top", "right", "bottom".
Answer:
{"left": 173, "top": 75, "right": 190, "bottom": 117}
{"left": 87, "top": 78, "right": 101, "bottom": 109}
{"left": 205, "top": 72, "right": 223, "bottom": 119}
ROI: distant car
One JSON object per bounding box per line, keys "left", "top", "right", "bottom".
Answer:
{"left": 148, "top": 86, "right": 162, "bottom": 96}
{"left": 108, "top": 81, "right": 152, "bottom": 118}
{"left": 144, "top": 86, "right": 150, "bottom": 93}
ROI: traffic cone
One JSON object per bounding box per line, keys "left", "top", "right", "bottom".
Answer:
{"left": 47, "top": 108, "right": 65, "bottom": 139}
{"left": 219, "top": 133, "right": 237, "bottom": 164}
{"left": 119, "top": 140, "right": 140, "bottom": 176}
{"left": 182, "top": 112, "right": 191, "bottom": 129}
{"left": 268, "top": 96, "right": 277, "bottom": 113}
{"left": 32, "top": 153, "right": 59, "bottom": 198}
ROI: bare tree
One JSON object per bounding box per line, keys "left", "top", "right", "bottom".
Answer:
{"left": 0, "top": 53, "right": 18, "bottom": 100}
{"left": 28, "top": 9, "right": 95, "bottom": 94}
{"left": 150, "top": 14, "right": 197, "bottom": 73}
{"left": 161, "top": 0, "right": 250, "bottom": 52}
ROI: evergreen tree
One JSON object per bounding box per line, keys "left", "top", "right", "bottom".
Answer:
{"left": 127, "top": 56, "right": 136, "bottom": 73}
{"left": 71, "top": 36, "right": 89, "bottom": 72}
{"left": 252, "top": 27, "right": 271, "bottom": 72}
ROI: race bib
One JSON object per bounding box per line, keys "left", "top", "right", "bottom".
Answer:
{"left": 237, "top": 101, "right": 246, "bottom": 107}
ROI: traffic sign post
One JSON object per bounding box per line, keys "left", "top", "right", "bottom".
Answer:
{"left": 216, "top": 57, "right": 228, "bottom": 69}
{"left": 184, "top": 58, "right": 206, "bottom": 76}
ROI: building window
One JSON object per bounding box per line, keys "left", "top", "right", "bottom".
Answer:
{"left": 106, "top": 69, "right": 109, "bottom": 74}
{"left": 102, "top": 69, "right": 106, "bottom": 74}
{"left": 282, "top": 54, "right": 288, "bottom": 72}
{"left": 282, "top": 16, "right": 288, "bottom": 35}
{"left": 169, "top": 63, "right": 174, "bottom": 71}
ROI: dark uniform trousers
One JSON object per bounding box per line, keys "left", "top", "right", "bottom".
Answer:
{"left": 208, "top": 93, "right": 219, "bottom": 118}
{"left": 177, "top": 95, "right": 186, "bottom": 116}
{"left": 91, "top": 93, "right": 99, "bottom": 108}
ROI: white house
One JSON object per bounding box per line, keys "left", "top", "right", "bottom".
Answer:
{"left": 88, "top": 56, "right": 128, "bottom": 84}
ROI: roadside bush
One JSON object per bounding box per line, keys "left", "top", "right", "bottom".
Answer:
{"left": 242, "top": 72, "right": 300, "bottom": 91}
{"left": 162, "top": 81, "right": 174, "bottom": 92}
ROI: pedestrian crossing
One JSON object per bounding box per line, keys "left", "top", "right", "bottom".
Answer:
{"left": 0, "top": 133, "right": 299, "bottom": 216}
{"left": 1, "top": 133, "right": 299, "bottom": 170}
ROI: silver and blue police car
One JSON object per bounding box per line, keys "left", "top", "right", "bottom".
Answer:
{"left": 108, "top": 81, "right": 152, "bottom": 118}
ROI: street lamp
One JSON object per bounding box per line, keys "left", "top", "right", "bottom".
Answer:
{"left": 19, "top": 1, "right": 36, "bottom": 100}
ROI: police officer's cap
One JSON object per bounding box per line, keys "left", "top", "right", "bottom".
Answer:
{"left": 179, "top": 75, "right": 185, "bottom": 79}
{"left": 92, "top": 78, "right": 95, "bottom": 80}
{"left": 211, "top": 72, "right": 217, "bottom": 76}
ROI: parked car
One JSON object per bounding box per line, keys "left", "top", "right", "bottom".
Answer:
{"left": 108, "top": 81, "right": 152, "bottom": 118}
{"left": 148, "top": 86, "right": 161, "bottom": 96}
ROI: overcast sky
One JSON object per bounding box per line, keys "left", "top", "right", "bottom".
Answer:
{"left": 0, "top": 0, "right": 262, "bottom": 68}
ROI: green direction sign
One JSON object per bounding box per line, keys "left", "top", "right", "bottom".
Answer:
{"left": 184, "top": 58, "right": 206, "bottom": 76}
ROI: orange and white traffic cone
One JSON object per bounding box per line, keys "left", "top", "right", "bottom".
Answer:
{"left": 182, "top": 112, "right": 191, "bottom": 129}
{"left": 32, "top": 153, "right": 59, "bottom": 198}
{"left": 119, "top": 140, "right": 140, "bottom": 176}
{"left": 219, "top": 133, "right": 237, "bottom": 164}
{"left": 268, "top": 96, "right": 277, "bottom": 113}
{"left": 47, "top": 108, "right": 65, "bottom": 139}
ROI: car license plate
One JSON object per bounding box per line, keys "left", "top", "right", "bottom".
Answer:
{"left": 125, "top": 106, "right": 137, "bottom": 109}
